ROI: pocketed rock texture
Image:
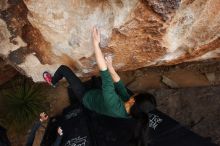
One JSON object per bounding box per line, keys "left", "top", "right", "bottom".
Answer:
{"left": 0, "top": 0, "right": 220, "bottom": 82}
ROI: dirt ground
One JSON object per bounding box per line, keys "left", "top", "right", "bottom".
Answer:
{"left": 1, "top": 61, "right": 220, "bottom": 146}
{"left": 151, "top": 86, "right": 220, "bottom": 145}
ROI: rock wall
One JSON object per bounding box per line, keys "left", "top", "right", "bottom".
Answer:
{"left": 0, "top": 0, "right": 220, "bottom": 82}
{"left": 0, "top": 58, "right": 17, "bottom": 85}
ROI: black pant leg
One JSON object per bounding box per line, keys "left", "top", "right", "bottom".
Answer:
{"left": 67, "top": 86, "right": 80, "bottom": 104}
{"left": 52, "top": 65, "right": 86, "bottom": 101}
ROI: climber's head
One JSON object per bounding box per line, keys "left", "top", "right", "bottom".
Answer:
{"left": 125, "top": 93, "right": 156, "bottom": 115}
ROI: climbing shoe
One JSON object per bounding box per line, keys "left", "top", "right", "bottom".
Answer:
{"left": 43, "top": 71, "right": 56, "bottom": 87}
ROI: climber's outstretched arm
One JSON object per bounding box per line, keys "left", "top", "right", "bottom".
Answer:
{"left": 105, "top": 56, "right": 120, "bottom": 83}
{"left": 92, "top": 27, "right": 107, "bottom": 71}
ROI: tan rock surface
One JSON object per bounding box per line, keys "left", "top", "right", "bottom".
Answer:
{"left": 0, "top": 0, "right": 220, "bottom": 82}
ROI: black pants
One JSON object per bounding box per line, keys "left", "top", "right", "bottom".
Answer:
{"left": 52, "top": 65, "right": 86, "bottom": 102}
{"left": 52, "top": 65, "right": 135, "bottom": 104}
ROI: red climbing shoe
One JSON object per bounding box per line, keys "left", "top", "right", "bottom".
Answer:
{"left": 43, "top": 71, "right": 53, "bottom": 86}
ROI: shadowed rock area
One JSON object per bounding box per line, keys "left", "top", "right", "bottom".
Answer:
{"left": 0, "top": 0, "right": 220, "bottom": 82}
{"left": 0, "top": 58, "right": 17, "bottom": 85}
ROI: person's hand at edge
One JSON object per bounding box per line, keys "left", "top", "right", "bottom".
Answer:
{"left": 57, "top": 127, "right": 63, "bottom": 136}
{"left": 39, "top": 112, "right": 48, "bottom": 122}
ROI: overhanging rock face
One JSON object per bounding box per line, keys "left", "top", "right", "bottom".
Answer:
{"left": 0, "top": 0, "right": 220, "bottom": 82}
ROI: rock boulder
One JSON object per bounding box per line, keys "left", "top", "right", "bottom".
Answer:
{"left": 0, "top": 0, "right": 220, "bottom": 82}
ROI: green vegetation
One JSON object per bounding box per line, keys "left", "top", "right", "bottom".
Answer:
{"left": 0, "top": 77, "right": 48, "bottom": 134}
